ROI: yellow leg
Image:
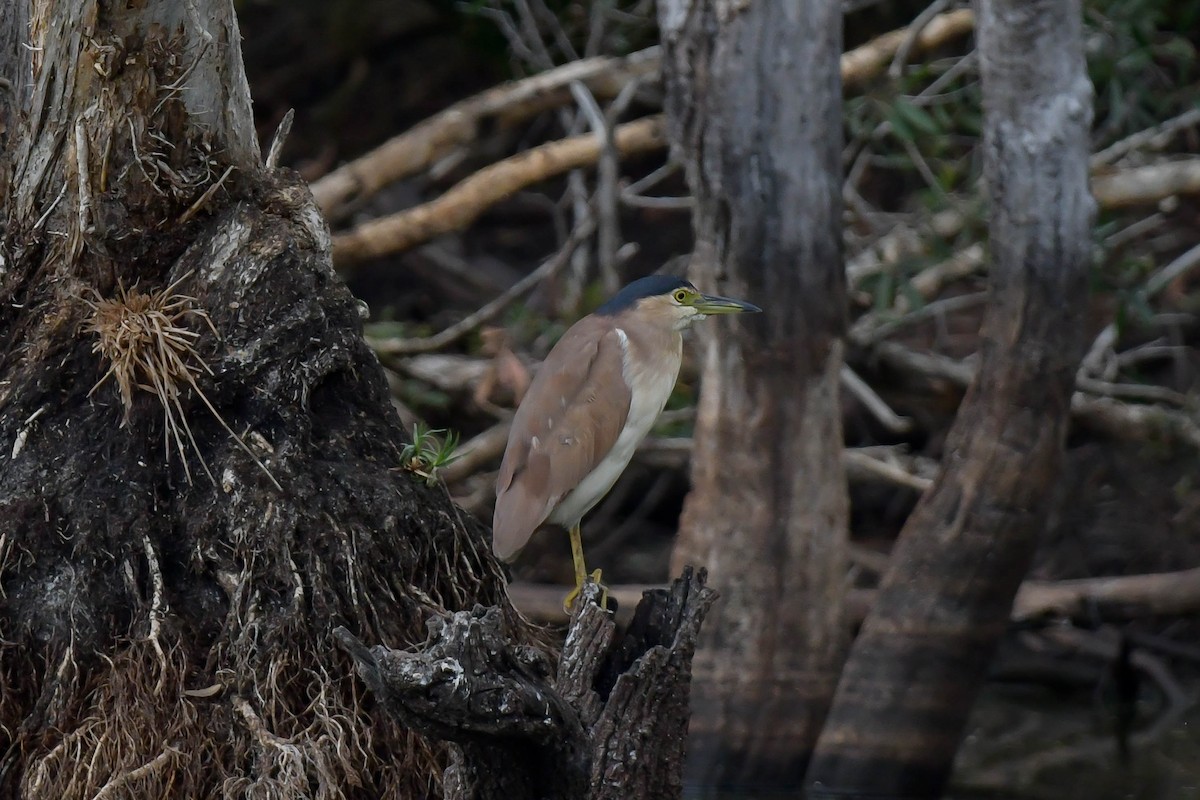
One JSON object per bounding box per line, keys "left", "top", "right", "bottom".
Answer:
{"left": 570, "top": 522, "right": 587, "bottom": 588}
{"left": 563, "top": 523, "right": 608, "bottom": 612}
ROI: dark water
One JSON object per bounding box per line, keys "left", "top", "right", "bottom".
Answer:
{"left": 685, "top": 684, "right": 1200, "bottom": 800}
{"left": 946, "top": 680, "right": 1200, "bottom": 800}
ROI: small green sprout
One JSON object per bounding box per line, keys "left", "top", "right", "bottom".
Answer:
{"left": 399, "top": 423, "right": 461, "bottom": 486}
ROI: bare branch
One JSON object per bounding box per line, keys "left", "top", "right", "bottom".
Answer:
{"left": 1079, "top": 241, "right": 1200, "bottom": 379}
{"left": 888, "top": 0, "right": 953, "bottom": 80}
{"left": 840, "top": 365, "right": 914, "bottom": 433}
{"left": 367, "top": 218, "right": 595, "bottom": 356}
{"left": 1092, "top": 107, "right": 1200, "bottom": 168}
{"left": 570, "top": 81, "right": 622, "bottom": 294}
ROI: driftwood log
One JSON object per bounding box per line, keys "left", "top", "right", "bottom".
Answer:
{"left": 335, "top": 568, "right": 717, "bottom": 800}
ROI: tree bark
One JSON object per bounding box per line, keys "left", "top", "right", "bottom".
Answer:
{"left": 0, "top": 2, "right": 521, "bottom": 797}
{"left": 336, "top": 569, "right": 718, "bottom": 800}
{"left": 657, "top": 0, "right": 850, "bottom": 789}
{"left": 806, "top": 1, "right": 1095, "bottom": 797}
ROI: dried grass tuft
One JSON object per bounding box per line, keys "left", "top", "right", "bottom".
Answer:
{"left": 82, "top": 274, "right": 281, "bottom": 489}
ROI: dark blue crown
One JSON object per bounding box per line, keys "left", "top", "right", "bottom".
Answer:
{"left": 595, "top": 275, "right": 694, "bottom": 316}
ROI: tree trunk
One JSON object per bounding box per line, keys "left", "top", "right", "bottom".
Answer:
{"left": 657, "top": 0, "right": 850, "bottom": 789}
{"left": 0, "top": 2, "right": 520, "bottom": 797}
{"left": 806, "top": 1, "right": 1094, "bottom": 797}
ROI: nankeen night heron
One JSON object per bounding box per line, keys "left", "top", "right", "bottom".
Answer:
{"left": 492, "top": 274, "right": 761, "bottom": 609}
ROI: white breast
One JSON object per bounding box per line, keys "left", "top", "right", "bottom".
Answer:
{"left": 549, "top": 327, "right": 681, "bottom": 527}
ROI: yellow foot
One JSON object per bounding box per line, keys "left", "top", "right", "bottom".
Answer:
{"left": 563, "top": 569, "right": 607, "bottom": 612}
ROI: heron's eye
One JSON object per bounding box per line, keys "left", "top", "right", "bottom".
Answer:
{"left": 673, "top": 289, "right": 689, "bottom": 303}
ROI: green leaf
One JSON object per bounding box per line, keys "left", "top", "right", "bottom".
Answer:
{"left": 898, "top": 279, "right": 926, "bottom": 313}
{"left": 892, "top": 98, "right": 941, "bottom": 137}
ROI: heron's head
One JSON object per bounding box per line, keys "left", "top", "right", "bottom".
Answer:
{"left": 595, "top": 275, "right": 761, "bottom": 331}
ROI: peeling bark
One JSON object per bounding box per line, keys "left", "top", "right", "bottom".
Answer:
{"left": 656, "top": 0, "right": 850, "bottom": 789}
{"left": 807, "top": 2, "right": 1095, "bottom": 797}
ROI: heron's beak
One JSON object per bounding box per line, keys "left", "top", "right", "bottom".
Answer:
{"left": 695, "top": 294, "right": 762, "bottom": 315}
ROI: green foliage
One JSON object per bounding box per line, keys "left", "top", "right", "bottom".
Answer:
{"left": 1087, "top": 0, "right": 1199, "bottom": 143}
{"left": 399, "top": 378, "right": 453, "bottom": 413}
{"left": 399, "top": 423, "right": 461, "bottom": 486}
{"left": 502, "top": 299, "right": 569, "bottom": 354}
{"left": 888, "top": 97, "right": 941, "bottom": 142}
{"left": 848, "top": 0, "right": 1200, "bottom": 314}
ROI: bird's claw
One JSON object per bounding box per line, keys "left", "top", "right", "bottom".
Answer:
{"left": 563, "top": 569, "right": 608, "bottom": 613}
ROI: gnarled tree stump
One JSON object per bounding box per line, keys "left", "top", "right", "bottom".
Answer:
{"left": 336, "top": 568, "right": 717, "bottom": 800}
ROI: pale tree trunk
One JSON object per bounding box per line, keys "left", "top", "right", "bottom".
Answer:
{"left": 806, "top": 1, "right": 1095, "bottom": 797}
{"left": 657, "top": 0, "right": 850, "bottom": 789}
{"left": 0, "top": 2, "right": 520, "bottom": 797}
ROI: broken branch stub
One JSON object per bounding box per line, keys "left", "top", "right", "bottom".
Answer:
{"left": 336, "top": 567, "right": 717, "bottom": 800}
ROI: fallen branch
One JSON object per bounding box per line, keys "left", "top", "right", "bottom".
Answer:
{"left": 841, "top": 364, "right": 914, "bottom": 433}
{"left": 332, "top": 116, "right": 668, "bottom": 269}
{"left": 336, "top": 568, "right": 717, "bottom": 800}
{"left": 330, "top": 10, "right": 978, "bottom": 268}
{"left": 629, "top": 437, "right": 937, "bottom": 492}
{"left": 1013, "top": 566, "right": 1200, "bottom": 622}
{"left": 861, "top": 340, "right": 1200, "bottom": 452}
{"left": 847, "top": 207, "right": 970, "bottom": 287}
{"left": 841, "top": 8, "right": 975, "bottom": 88}
{"left": 1091, "top": 158, "right": 1200, "bottom": 208}
{"left": 961, "top": 625, "right": 1195, "bottom": 796}
{"left": 843, "top": 449, "right": 932, "bottom": 492}
{"left": 1079, "top": 241, "right": 1200, "bottom": 380}
{"left": 439, "top": 408, "right": 937, "bottom": 493}
{"left": 519, "top": 567, "right": 1200, "bottom": 629}
{"left": 888, "top": 0, "right": 953, "bottom": 78}
{"left": 439, "top": 421, "right": 511, "bottom": 485}
{"left": 311, "top": 47, "right": 663, "bottom": 216}
{"left": 849, "top": 157, "right": 1200, "bottom": 289}
{"left": 1070, "top": 393, "right": 1200, "bottom": 452}
{"left": 843, "top": 540, "right": 1200, "bottom": 624}
{"left": 898, "top": 242, "right": 986, "bottom": 310}
{"left": 385, "top": 353, "right": 495, "bottom": 395}
{"left": 1091, "top": 107, "right": 1200, "bottom": 168}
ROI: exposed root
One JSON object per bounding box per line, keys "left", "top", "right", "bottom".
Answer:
{"left": 9, "top": 632, "right": 444, "bottom": 800}
{"left": 140, "top": 534, "right": 170, "bottom": 694}
{"left": 91, "top": 747, "right": 180, "bottom": 800}
{"left": 81, "top": 274, "right": 282, "bottom": 490}
{"left": 19, "top": 641, "right": 203, "bottom": 800}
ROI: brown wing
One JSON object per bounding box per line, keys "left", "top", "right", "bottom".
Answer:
{"left": 492, "top": 318, "right": 631, "bottom": 561}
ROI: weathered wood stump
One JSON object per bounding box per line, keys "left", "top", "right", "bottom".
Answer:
{"left": 335, "top": 567, "right": 717, "bottom": 800}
